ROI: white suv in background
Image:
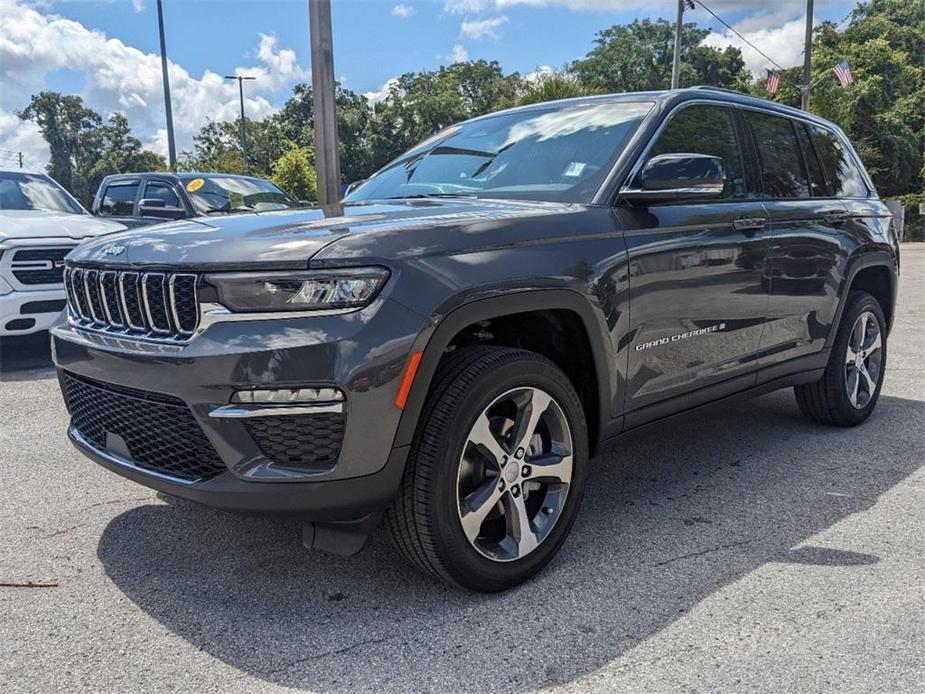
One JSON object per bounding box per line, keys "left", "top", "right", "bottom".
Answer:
{"left": 0, "top": 167, "right": 126, "bottom": 338}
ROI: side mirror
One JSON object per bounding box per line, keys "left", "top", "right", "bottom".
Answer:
{"left": 621, "top": 153, "right": 725, "bottom": 204}
{"left": 139, "top": 198, "right": 186, "bottom": 220}
{"left": 343, "top": 179, "right": 366, "bottom": 197}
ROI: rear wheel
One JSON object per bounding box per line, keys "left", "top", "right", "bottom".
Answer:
{"left": 386, "top": 346, "right": 588, "bottom": 592}
{"left": 794, "top": 290, "right": 887, "bottom": 426}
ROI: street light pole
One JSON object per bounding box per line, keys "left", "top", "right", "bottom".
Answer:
{"left": 671, "top": 0, "right": 685, "bottom": 89}
{"left": 224, "top": 75, "right": 256, "bottom": 171}
{"left": 801, "top": 0, "right": 814, "bottom": 111}
{"left": 156, "top": 0, "right": 177, "bottom": 169}
{"left": 309, "top": 0, "right": 342, "bottom": 205}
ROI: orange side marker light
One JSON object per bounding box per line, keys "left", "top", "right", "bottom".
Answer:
{"left": 395, "top": 351, "right": 424, "bottom": 410}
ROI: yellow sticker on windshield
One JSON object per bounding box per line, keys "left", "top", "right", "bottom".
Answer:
{"left": 186, "top": 178, "right": 205, "bottom": 192}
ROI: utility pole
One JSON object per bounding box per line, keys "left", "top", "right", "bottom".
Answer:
{"left": 671, "top": 0, "right": 685, "bottom": 89}
{"left": 18, "top": 152, "right": 23, "bottom": 168}
{"left": 156, "top": 0, "right": 177, "bottom": 169}
{"left": 309, "top": 0, "right": 342, "bottom": 205}
{"left": 224, "top": 75, "right": 256, "bottom": 171}
{"left": 801, "top": 0, "right": 814, "bottom": 111}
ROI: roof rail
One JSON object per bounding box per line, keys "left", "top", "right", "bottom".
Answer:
{"left": 688, "top": 85, "right": 750, "bottom": 96}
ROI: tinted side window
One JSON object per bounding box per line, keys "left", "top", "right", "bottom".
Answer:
{"left": 144, "top": 182, "right": 181, "bottom": 208}
{"left": 646, "top": 105, "right": 745, "bottom": 199}
{"left": 809, "top": 126, "right": 868, "bottom": 198}
{"left": 99, "top": 183, "right": 139, "bottom": 216}
{"left": 796, "top": 123, "right": 828, "bottom": 197}
{"left": 745, "top": 111, "right": 808, "bottom": 199}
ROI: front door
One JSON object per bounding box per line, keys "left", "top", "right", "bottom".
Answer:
{"left": 616, "top": 103, "right": 771, "bottom": 415}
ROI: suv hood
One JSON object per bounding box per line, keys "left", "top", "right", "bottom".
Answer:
{"left": 67, "top": 199, "right": 578, "bottom": 269}
{"left": 0, "top": 210, "right": 126, "bottom": 244}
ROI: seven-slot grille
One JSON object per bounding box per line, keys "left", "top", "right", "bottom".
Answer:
{"left": 63, "top": 266, "right": 200, "bottom": 341}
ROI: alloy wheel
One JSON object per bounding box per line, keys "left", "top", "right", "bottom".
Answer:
{"left": 845, "top": 310, "right": 883, "bottom": 409}
{"left": 456, "top": 386, "right": 573, "bottom": 563}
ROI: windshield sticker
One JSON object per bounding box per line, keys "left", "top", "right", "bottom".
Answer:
{"left": 186, "top": 178, "right": 205, "bottom": 193}
{"left": 635, "top": 323, "right": 727, "bottom": 352}
{"left": 563, "top": 162, "right": 587, "bottom": 177}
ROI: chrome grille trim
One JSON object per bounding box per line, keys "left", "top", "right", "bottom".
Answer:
{"left": 141, "top": 273, "right": 172, "bottom": 334}
{"left": 65, "top": 265, "right": 201, "bottom": 343}
{"left": 168, "top": 274, "right": 199, "bottom": 336}
{"left": 99, "top": 271, "right": 124, "bottom": 328}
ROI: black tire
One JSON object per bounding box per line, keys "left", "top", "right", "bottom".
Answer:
{"left": 794, "top": 290, "right": 887, "bottom": 427}
{"left": 386, "top": 346, "right": 588, "bottom": 592}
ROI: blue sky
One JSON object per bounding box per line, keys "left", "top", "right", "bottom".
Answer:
{"left": 0, "top": 0, "right": 856, "bottom": 169}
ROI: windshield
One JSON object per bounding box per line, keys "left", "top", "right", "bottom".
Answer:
{"left": 184, "top": 176, "right": 298, "bottom": 215}
{"left": 346, "top": 100, "right": 653, "bottom": 204}
{"left": 0, "top": 172, "right": 85, "bottom": 214}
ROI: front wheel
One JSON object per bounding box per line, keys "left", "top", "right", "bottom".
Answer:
{"left": 794, "top": 290, "right": 887, "bottom": 426}
{"left": 386, "top": 347, "right": 588, "bottom": 592}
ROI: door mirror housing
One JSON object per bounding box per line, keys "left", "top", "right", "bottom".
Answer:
{"left": 139, "top": 198, "right": 186, "bottom": 220}
{"left": 621, "top": 153, "right": 725, "bottom": 204}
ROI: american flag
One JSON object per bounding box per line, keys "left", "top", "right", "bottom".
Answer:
{"left": 833, "top": 59, "right": 854, "bottom": 87}
{"left": 765, "top": 69, "right": 780, "bottom": 95}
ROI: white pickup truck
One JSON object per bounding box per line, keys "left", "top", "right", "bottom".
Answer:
{"left": 0, "top": 167, "right": 126, "bottom": 337}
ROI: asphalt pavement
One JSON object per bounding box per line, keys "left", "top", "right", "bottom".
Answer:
{"left": 1, "top": 245, "right": 923, "bottom": 693}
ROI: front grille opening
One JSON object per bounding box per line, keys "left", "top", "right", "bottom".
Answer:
{"left": 64, "top": 266, "right": 200, "bottom": 342}
{"left": 62, "top": 372, "right": 226, "bottom": 482}
{"left": 11, "top": 247, "right": 70, "bottom": 285}
{"left": 243, "top": 413, "right": 345, "bottom": 471}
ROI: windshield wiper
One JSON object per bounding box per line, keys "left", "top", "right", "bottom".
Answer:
{"left": 383, "top": 193, "right": 479, "bottom": 201}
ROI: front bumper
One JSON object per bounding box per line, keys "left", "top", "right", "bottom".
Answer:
{"left": 51, "top": 297, "right": 426, "bottom": 520}
{"left": 1, "top": 288, "right": 66, "bottom": 336}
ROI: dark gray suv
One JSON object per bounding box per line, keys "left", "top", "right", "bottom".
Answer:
{"left": 52, "top": 88, "right": 899, "bottom": 591}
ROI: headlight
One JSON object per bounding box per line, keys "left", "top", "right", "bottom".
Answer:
{"left": 205, "top": 268, "right": 389, "bottom": 312}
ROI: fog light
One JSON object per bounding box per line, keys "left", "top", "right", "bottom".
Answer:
{"left": 232, "top": 387, "right": 345, "bottom": 404}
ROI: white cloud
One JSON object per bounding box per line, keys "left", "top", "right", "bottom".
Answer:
{"left": 392, "top": 3, "right": 416, "bottom": 17}
{"left": 702, "top": 17, "right": 805, "bottom": 73}
{"left": 524, "top": 65, "right": 554, "bottom": 83}
{"left": 450, "top": 44, "right": 469, "bottom": 62}
{"left": 131, "top": 0, "right": 144, "bottom": 12}
{"left": 363, "top": 77, "right": 399, "bottom": 105}
{"left": 0, "top": 111, "right": 47, "bottom": 171}
{"left": 460, "top": 16, "right": 508, "bottom": 40}
{"left": 0, "top": 1, "right": 307, "bottom": 166}
{"left": 444, "top": 0, "right": 488, "bottom": 14}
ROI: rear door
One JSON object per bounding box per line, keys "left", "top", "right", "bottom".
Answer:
{"left": 743, "top": 111, "right": 851, "bottom": 375}
{"left": 617, "top": 103, "right": 772, "bottom": 415}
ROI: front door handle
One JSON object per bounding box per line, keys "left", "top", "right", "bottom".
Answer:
{"left": 733, "top": 216, "right": 768, "bottom": 233}
{"left": 824, "top": 211, "right": 849, "bottom": 225}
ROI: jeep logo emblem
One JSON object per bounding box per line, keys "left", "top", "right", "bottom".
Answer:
{"left": 103, "top": 245, "right": 125, "bottom": 257}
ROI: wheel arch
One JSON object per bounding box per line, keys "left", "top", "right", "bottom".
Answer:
{"left": 392, "top": 289, "right": 614, "bottom": 454}
{"left": 828, "top": 250, "right": 897, "bottom": 348}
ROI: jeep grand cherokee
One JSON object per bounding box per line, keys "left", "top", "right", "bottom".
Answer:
{"left": 51, "top": 88, "right": 899, "bottom": 592}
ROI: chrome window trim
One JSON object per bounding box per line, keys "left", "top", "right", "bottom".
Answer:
{"left": 609, "top": 97, "right": 875, "bottom": 204}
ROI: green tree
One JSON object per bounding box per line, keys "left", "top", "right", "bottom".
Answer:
{"left": 178, "top": 117, "right": 288, "bottom": 177}
{"left": 365, "top": 60, "right": 523, "bottom": 172}
{"left": 270, "top": 145, "right": 317, "bottom": 202}
{"left": 276, "top": 83, "right": 373, "bottom": 185}
{"left": 19, "top": 92, "right": 101, "bottom": 195}
{"left": 517, "top": 72, "right": 601, "bottom": 106}
{"left": 20, "top": 92, "right": 164, "bottom": 205}
{"left": 570, "top": 19, "right": 750, "bottom": 92}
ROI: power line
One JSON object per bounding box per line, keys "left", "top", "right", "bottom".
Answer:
{"left": 692, "top": 0, "right": 788, "bottom": 72}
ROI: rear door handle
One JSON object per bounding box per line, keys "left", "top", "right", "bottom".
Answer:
{"left": 824, "top": 211, "right": 849, "bottom": 225}
{"left": 733, "top": 217, "right": 768, "bottom": 233}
